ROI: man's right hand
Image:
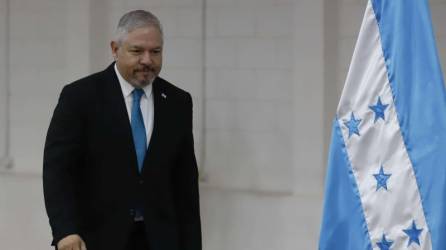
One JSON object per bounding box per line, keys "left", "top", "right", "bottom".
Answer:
{"left": 57, "top": 234, "right": 87, "bottom": 250}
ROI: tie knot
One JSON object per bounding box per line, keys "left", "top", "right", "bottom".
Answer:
{"left": 133, "top": 88, "right": 145, "bottom": 102}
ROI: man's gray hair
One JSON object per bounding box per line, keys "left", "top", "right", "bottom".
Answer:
{"left": 114, "top": 10, "right": 163, "bottom": 45}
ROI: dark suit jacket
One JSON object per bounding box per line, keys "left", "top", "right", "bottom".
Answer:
{"left": 43, "top": 63, "right": 201, "bottom": 250}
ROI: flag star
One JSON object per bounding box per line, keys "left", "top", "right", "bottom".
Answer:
{"left": 374, "top": 166, "right": 392, "bottom": 191}
{"left": 377, "top": 234, "right": 393, "bottom": 250}
{"left": 403, "top": 220, "right": 423, "bottom": 246}
{"left": 344, "top": 112, "right": 361, "bottom": 138}
{"left": 369, "top": 97, "right": 389, "bottom": 122}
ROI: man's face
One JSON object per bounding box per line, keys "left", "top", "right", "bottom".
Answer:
{"left": 111, "top": 26, "right": 163, "bottom": 88}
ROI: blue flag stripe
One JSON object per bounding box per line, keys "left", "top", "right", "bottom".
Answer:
{"left": 371, "top": 0, "right": 446, "bottom": 248}
{"left": 319, "top": 120, "right": 372, "bottom": 250}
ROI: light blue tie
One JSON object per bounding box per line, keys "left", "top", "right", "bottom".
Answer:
{"left": 131, "top": 89, "right": 147, "bottom": 173}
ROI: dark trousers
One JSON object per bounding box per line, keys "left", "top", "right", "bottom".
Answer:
{"left": 125, "top": 221, "right": 150, "bottom": 250}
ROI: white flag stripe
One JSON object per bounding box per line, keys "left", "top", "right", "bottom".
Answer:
{"left": 337, "top": 2, "right": 431, "bottom": 249}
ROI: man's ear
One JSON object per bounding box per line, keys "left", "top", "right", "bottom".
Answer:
{"left": 110, "top": 41, "right": 119, "bottom": 60}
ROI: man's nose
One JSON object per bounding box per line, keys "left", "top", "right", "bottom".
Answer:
{"left": 140, "top": 51, "right": 152, "bottom": 65}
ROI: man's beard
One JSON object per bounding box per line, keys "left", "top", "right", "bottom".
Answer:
{"left": 132, "top": 69, "right": 156, "bottom": 87}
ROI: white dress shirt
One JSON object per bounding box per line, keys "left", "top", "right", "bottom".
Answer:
{"left": 114, "top": 64, "right": 154, "bottom": 148}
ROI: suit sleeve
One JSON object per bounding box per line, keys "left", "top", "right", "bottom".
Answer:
{"left": 43, "top": 85, "right": 84, "bottom": 245}
{"left": 172, "top": 93, "right": 202, "bottom": 250}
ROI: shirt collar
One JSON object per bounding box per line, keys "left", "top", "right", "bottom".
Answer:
{"left": 114, "top": 63, "right": 153, "bottom": 99}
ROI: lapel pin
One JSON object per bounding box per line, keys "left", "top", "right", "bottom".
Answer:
{"left": 161, "top": 93, "right": 167, "bottom": 99}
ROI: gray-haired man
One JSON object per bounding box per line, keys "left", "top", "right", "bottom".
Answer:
{"left": 43, "top": 10, "right": 202, "bottom": 250}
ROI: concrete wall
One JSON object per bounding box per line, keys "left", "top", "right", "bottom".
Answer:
{"left": 0, "top": 0, "right": 9, "bottom": 167}
{"left": 0, "top": 0, "right": 445, "bottom": 249}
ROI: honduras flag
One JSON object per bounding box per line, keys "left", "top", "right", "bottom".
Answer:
{"left": 319, "top": 0, "right": 446, "bottom": 249}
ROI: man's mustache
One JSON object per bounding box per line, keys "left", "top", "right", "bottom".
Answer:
{"left": 134, "top": 67, "right": 154, "bottom": 73}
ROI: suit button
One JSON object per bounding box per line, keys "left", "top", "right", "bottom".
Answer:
{"left": 129, "top": 209, "right": 135, "bottom": 216}
{"left": 139, "top": 180, "right": 144, "bottom": 185}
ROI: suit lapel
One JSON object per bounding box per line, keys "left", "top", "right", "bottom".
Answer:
{"left": 102, "top": 64, "right": 139, "bottom": 174}
{"left": 142, "top": 77, "right": 167, "bottom": 174}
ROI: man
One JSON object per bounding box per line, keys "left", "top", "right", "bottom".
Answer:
{"left": 43, "top": 10, "right": 201, "bottom": 250}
